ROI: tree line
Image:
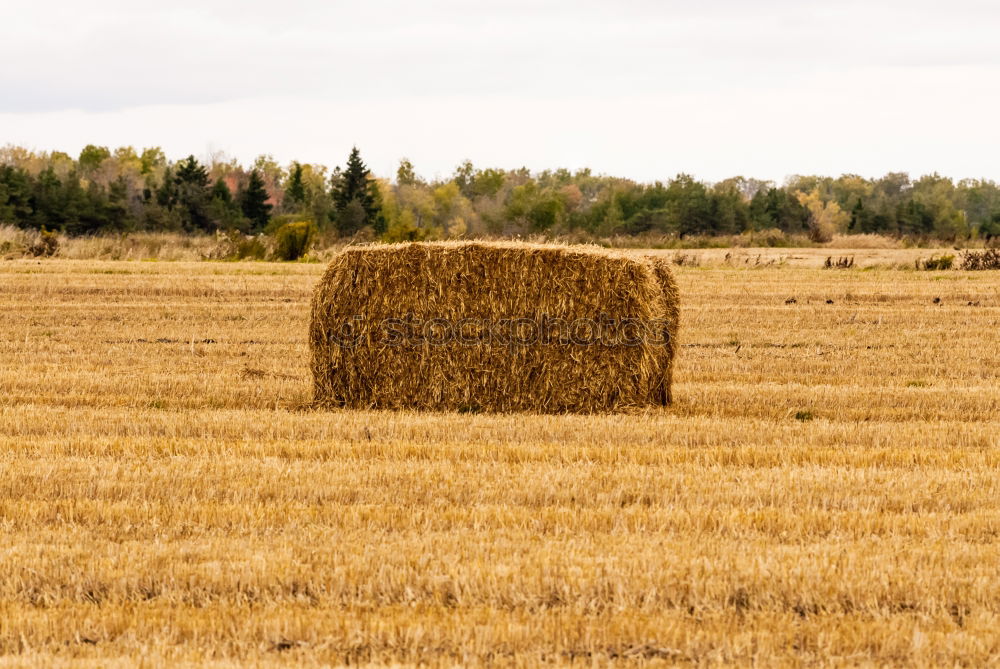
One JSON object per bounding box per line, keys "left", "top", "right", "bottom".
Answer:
{"left": 2, "top": 144, "right": 1000, "bottom": 242}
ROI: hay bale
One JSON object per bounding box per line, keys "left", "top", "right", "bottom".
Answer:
{"left": 647, "top": 256, "right": 681, "bottom": 404}
{"left": 309, "top": 241, "right": 679, "bottom": 413}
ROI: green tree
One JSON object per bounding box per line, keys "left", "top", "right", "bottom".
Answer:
{"left": 331, "top": 147, "right": 381, "bottom": 235}
{"left": 453, "top": 159, "right": 475, "bottom": 197}
{"left": 396, "top": 159, "right": 419, "bottom": 186}
{"left": 173, "top": 156, "right": 213, "bottom": 232}
{"left": 912, "top": 174, "right": 966, "bottom": 240}
{"left": 140, "top": 147, "right": 166, "bottom": 175}
{"left": 31, "top": 167, "right": 66, "bottom": 230}
{"left": 285, "top": 162, "right": 306, "bottom": 208}
{"left": 209, "top": 178, "right": 245, "bottom": 230}
{"left": 597, "top": 191, "right": 625, "bottom": 236}
{"left": 667, "top": 174, "right": 713, "bottom": 236}
{"left": 749, "top": 188, "right": 810, "bottom": 232}
{"left": 102, "top": 177, "right": 131, "bottom": 232}
{"left": 211, "top": 177, "right": 233, "bottom": 204}
{"left": 472, "top": 168, "right": 506, "bottom": 198}
{"left": 710, "top": 181, "right": 750, "bottom": 234}
{"left": 0, "top": 165, "right": 33, "bottom": 226}
{"left": 156, "top": 165, "right": 177, "bottom": 209}
{"left": 78, "top": 145, "right": 111, "bottom": 173}
{"left": 240, "top": 170, "right": 272, "bottom": 233}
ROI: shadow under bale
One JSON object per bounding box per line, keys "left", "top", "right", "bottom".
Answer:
{"left": 310, "top": 242, "right": 679, "bottom": 413}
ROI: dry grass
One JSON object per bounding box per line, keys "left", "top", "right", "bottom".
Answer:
{"left": 0, "top": 252, "right": 998, "bottom": 666}
{"left": 647, "top": 246, "right": 975, "bottom": 269}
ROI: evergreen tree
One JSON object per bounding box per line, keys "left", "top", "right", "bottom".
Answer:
{"left": 331, "top": 146, "right": 381, "bottom": 235}
{"left": 666, "top": 174, "right": 713, "bottom": 236}
{"left": 175, "top": 155, "right": 209, "bottom": 188}
{"left": 65, "top": 178, "right": 109, "bottom": 236}
{"left": 173, "top": 156, "right": 213, "bottom": 231}
{"left": 286, "top": 162, "right": 306, "bottom": 207}
{"left": 333, "top": 147, "right": 372, "bottom": 210}
{"left": 209, "top": 177, "right": 245, "bottom": 231}
{"left": 367, "top": 179, "right": 387, "bottom": 236}
{"left": 64, "top": 172, "right": 92, "bottom": 227}
{"left": 103, "top": 177, "right": 131, "bottom": 233}
{"left": 32, "top": 167, "right": 66, "bottom": 230}
{"left": 156, "top": 166, "right": 177, "bottom": 209}
{"left": 240, "top": 169, "right": 272, "bottom": 232}
{"left": 211, "top": 177, "right": 233, "bottom": 204}
{"left": 0, "top": 165, "right": 33, "bottom": 225}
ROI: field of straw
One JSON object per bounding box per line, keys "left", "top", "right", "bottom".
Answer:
{"left": 1, "top": 251, "right": 998, "bottom": 666}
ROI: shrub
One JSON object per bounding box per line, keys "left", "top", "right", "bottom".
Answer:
{"left": 28, "top": 228, "right": 60, "bottom": 257}
{"left": 916, "top": 255, "right": 954, "bottom": 271}
{"left": 960, "top": 249, "right": 1000, "bottom": 270}
{"left": 757, "top": 229, "right": 790, "bottom": 248}
{"left": 273, "top": 222, "right": 316, "bottom": 261}
{"left": 263, "top": 213, "right": 303, "bottom": 235}
{"left": 204, "top": 231, "right": 268, "bottom": 261}
{"left": 231, "top": 235, "right": 267, "bottom": 260}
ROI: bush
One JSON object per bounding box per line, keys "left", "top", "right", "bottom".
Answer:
{"left": 263, "top": 213, "right": 303, "bottom": 235}
{"left": 960, "top": 248, "right": 1000, "bottom": 270}
{"left": 756, "top": 228, "right": 791, "bottom": 248}
{"left": 204, "top": 231, "right": 268, "bottom": 261}
{"left": 916, "top": 255, "right": 954, "bottom": 270}
{"left": 28, "top": 228, "right": 60, "bottom": 257}
{"left": 273, "top": 222, "right": 316, "bottom": 261}
{"left": 807, "top": 221, "right": 835, "bottom": 244}
{"left": 231, "top": 235, "right": 267, "bottom": 260}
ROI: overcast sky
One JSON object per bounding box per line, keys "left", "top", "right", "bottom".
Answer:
{"left": 2, "top": 0, "right": 998, "bottom": 183}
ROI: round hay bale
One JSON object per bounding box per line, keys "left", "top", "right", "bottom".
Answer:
{"left": 309, "top": 241, "right": 679, "bottom": 413}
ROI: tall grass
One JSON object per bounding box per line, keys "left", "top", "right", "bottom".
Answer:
{"left": 2, "top": 225, "right": 992, "bottom": 262}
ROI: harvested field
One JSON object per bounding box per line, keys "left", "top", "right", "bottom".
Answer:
{"left": 0, "top": 254, "right": 999, "bottom": 666}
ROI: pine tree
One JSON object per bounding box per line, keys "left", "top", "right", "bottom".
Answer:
{"left": 209, "top": 177, "right": 246, "bottom": 231}
{"left": 286, "top": 162, "right": 306, "bottom": 207}
{"left": 240, "top": 169, "right": 272, "bottom": 232}
{"left": 211, "top": 177, "right": 232, "bottom": 204}
{"left": 103, "top": 177, "right": 130, "bottom": 233}
{"left": 172, "top": 156, "right": 213, "bottom": 232}
{"left": 0, "top": 165, "right": 33, "bottom": 225}
{"left": 331, "top": 146, "right": 381, "bottom": 235}
{"left": 156, "top": 166, "right": 176, "bottom": 209}
{"left": 175, "top": 155, "right": 209, "bottom": 189}
{"left": 367, "top": 179, "right": 387, "bottom": 236}
{"left": 333, "top": 147, "right": 371, "bottom": 211}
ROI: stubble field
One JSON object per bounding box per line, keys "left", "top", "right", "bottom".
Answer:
{"left": 1, "top": 251, "right": 998, "bottom": 667}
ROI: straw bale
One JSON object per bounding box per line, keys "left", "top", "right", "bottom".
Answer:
{"left": 309, "top": 241, "right": 679, "bottom": 412}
